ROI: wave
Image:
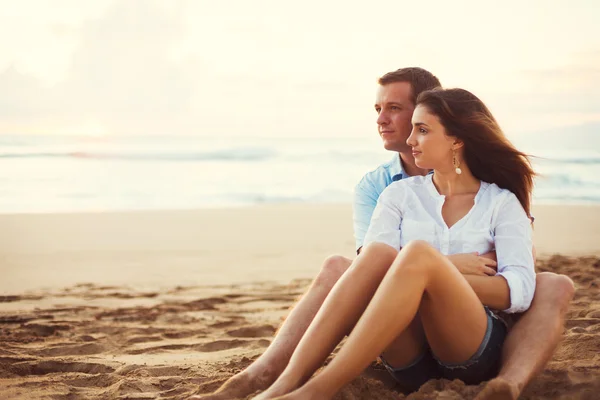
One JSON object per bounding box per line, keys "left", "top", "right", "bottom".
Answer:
{"left": 0, "top": 149, "right": 277, "bottom": 162}
{"left": 536, "top": 156, "right": 600, "bottom": 165}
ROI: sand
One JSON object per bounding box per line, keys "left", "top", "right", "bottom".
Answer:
{"left": 0, "top": 204, "right": 599, "bottom": 399}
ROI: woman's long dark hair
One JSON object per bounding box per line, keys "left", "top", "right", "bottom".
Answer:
{"left": 416, "top": 88, "right": 535, "bottom": 218}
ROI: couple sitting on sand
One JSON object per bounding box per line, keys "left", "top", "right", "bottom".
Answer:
{"left": 192, "top": 68, "right": 575, "bottom": 400}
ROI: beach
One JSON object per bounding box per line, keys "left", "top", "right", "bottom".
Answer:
{"left": 1, "top": 204, "right": 599, "bottom": 399}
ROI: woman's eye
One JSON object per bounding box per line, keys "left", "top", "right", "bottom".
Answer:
{"left": 419, "top": 128, "right": 427, "bottom": 133}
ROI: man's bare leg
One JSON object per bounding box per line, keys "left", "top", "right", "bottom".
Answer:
{"left": 189, "top": 255, "right": 352, "bottom": 400}
{"left": 476, "top": 272, "right": 575, "bottom": 400}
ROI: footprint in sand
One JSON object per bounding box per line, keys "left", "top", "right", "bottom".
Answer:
{"left": 125, "top": 335, "right": 163, "bottom": 345}
{"left": 9, "top": 360, "right": 115, "bottom": 376}
{"left": 194, "top": 339, "right": 269, "bottom": 352}
{"left": 22, "top": 323, "right": 70, "bottom": 337}
{"left": 126, "top": 344, "right": 191, "bottom": 355}
{"left": 0, "top": 314, "right": 38, "bottom": 324}
{"left": 226, "top": 324, "right": 276, "bottom": 338}
{"left": 183, "top": 297, "right": 228, "bottom": 311}
{"left": 35, "top": 342, "right": 108, "bottom": 357}
{"left": 66, "top": 373, "right": 120, "bottom": 388}
{"left": 116, "top": 365, "right": 189, "bottom": 377}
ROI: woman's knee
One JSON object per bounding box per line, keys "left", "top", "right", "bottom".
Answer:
{"left": 314, "top": 255, "right": 352, "bottom": 288}
{"left": 390, "top": 240, "right": 439, "bottom": 276}
{"left": 396, "top": 240, "right": 437, "bottom": 265}
{"left": 535, "top": 272, "right": 575, "bottom": 312}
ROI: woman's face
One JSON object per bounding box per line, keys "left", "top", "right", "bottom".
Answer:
{"left": 407, "top": 105, "right": 458, "bottom": 171}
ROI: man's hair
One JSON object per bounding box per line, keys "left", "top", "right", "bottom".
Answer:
{"left": 378, "top": 67, "right": 441, "bottom": 104}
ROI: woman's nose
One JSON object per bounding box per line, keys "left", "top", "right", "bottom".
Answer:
{"left": 406, "top": 129, "right": 416, "bottom": 146}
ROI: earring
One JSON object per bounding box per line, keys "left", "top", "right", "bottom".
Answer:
{"left": 453, "top": 149, "right": 462, "bottom": 175}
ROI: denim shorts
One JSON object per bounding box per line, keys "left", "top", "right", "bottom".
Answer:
{"left": 379, "top": 307, "right": 507, "bottom": 393}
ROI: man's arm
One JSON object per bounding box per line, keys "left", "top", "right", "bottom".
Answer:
{"left": 353, "top": 177, "right": 381, "bottom": 255}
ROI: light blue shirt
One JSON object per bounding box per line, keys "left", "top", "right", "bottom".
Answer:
{"left": 353, "top": 154, "right": 408, "bottom": 252}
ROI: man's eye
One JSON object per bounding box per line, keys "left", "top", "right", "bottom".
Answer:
{"left": 391, "top": 106, "right": 400, "bottom": 110}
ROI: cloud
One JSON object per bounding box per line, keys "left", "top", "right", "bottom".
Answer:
{"left": 480, "top": 52, "right": 600, "bottom": 135}
{"left": 1, "top": 1, "right": 599, "bottom": 137}
{"left": 0, "top": 0, "right": 198, "bottom": 135}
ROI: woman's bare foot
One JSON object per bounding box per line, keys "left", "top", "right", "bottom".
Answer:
{"left": 189, "top": 367, "right": 277, "bottom": 400}
{"left": 271, "top": 384, "right": 331, "bottom": 400}
{"left": 251, "top": 373, "right": 303, "bottom": 400}
{"left": 254, "top": 379, "right": 332, "bottom": 400}
{"left": 474, "top": 377, "right": 522, "bottom": 400}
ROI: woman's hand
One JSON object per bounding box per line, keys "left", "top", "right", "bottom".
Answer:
{"left": 447, "top": 252, "right": 497, "bottom": 276}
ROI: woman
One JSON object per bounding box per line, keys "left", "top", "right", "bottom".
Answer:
{"left": 255, "top": 88, "right": 536, "bottom": 399}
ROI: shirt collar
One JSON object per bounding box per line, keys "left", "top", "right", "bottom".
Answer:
{"left": 390, "top": 154, "right": 405, "bottom": 182}
{"left": 391, "top": 154, "right": 434, "bottom": 182}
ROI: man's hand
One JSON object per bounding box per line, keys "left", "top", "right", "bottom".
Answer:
{"left": 447, "top": 252, "right": 497, "bottom": 276}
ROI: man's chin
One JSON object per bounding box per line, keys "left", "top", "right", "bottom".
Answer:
{"left": 382, "top": 141, "right": 410, "bottom": 153}
{"left": 382, "top": 141, "right": 401, "bottom": 152}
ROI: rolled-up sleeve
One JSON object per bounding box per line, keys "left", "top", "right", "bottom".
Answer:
{"left": 493, "top": 193, "right": 536, "bottom": 313}
{"left": 363, "top": 184, "right": 403, "bottom": 250}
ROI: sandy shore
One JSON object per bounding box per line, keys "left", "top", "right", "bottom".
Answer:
{"left": 1, "top": 204, "right": 599, "bottom": 399}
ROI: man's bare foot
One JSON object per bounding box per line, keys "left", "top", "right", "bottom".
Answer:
{"left": 474, "top": 377, "right": 522, "bottom": 400}
{"left": 189, "top": 367, "right": 276, "bottom": 400}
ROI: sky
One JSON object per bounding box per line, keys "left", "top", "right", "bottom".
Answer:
{"left": 0, "top": 0, "right": 599, "bottom": 139}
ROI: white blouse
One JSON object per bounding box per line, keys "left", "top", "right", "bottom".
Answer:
{"left": 363, "top": 174, "right": 535, "bottom": 314}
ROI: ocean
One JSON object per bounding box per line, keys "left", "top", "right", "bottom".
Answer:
{"left": 1, "top": 134, "right": 599, "bottom": 214}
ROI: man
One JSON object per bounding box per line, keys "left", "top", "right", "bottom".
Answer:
{"left": 192, "top": 67, "right": 575, "bottom": 400}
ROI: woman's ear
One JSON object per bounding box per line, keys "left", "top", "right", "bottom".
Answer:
{"left": 452, "top": 139, "right": 464, "bottom": 150}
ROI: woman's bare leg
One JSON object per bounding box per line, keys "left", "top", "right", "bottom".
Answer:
{"left": 275, "top": 240, "right": 489, "bottom": 399}
{"left": 189, "top": 255, "right": 352, "bottom": 400}
{"left": 253, "top": 242, "right": 398, "bottom": 399}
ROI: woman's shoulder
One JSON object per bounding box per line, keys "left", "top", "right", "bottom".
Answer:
{"left": 480, "top": 181, "right": 517, "bottom": 202}
{"left": 482, "top": 182, "right": 528, "bottom": 223}
{"left": 378, "top": 175, "right": 429, "bottom": 204}
{"left": 383, "top": 175, "right": 429, "bottom": 193}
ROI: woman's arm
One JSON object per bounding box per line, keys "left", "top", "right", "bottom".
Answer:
{"left": 447, "top": 252, "right": 498, "bottom": 276}
{"left": 462, "top": 274, "right": 511, "bottom": 310}
{"left": 492, "top": 192, "right": 536, "bottom": 313}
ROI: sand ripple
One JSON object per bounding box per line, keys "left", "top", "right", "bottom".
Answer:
{"left": 1, "top": 256, "right": 599, "bottom": 399}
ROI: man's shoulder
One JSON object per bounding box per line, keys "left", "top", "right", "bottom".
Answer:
{"left": 357, "top": 157, "right": 398, "bottom": 188}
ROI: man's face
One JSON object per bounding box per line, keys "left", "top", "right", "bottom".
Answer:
{"left": 374, "top": 82, "right": 415, "bottom": 153}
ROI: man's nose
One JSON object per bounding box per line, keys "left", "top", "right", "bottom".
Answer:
{"left": 377, "top": 111, "right": 389, "bottom": 126}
